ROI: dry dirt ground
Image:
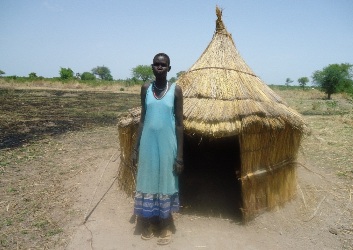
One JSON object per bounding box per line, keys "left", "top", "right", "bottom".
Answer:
{"left": 1, "top": 87, "right": 353, "bottom": 249}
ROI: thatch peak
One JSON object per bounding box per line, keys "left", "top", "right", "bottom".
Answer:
{"left": 216, "top": 6, "right": 228, "bottom": 35}
{"left": 176, "top": 6, "right": 306, "bottom": 137}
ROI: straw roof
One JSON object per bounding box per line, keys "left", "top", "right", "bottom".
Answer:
{"left": 178, "top": 7, "right": 305, "bottom": 137}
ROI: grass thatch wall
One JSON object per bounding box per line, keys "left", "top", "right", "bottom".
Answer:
{"left": 117, "top": 108, "right": 140, "bottom": 196}
{"left": 240, "top": 122, "right": 303, "bottom": 221}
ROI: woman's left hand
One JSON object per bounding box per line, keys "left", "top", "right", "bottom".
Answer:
{"left": 173, "top": 159, "right": 184, "bottom": 175}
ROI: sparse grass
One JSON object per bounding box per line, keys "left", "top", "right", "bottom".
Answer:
{"left": 273, "top": 87, "right": 353, "bottom": 181}
{"left": 273, "top": 87, "right": 353, "bottom": 116}
{"left": 0, "top": 78, "right": 142, "bottom": 93}
{"left": 0, "top": 86, "right": 139, "bottom": 249}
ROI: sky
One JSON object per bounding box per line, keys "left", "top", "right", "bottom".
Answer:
{"left": 1, "top": 0, "right": 353, "bottom": 85}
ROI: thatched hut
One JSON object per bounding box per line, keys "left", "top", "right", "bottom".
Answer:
{"left": 117, "top": 7, "right": 306, "bottom": 222}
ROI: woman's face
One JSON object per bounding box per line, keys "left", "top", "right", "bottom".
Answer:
{"left": 152, "top": 56, "right": 170, "bottom": 78}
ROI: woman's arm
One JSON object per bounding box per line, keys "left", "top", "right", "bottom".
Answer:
{"left": 174, "top": 84, "right": 184, "bottom": 175}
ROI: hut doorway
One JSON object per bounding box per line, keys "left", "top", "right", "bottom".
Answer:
{"left": 180, "top": 134, "right": 242, "bottom": 220}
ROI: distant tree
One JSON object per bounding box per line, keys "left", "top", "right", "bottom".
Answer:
{"left": 169, "top": 77, "right": 177, "bottom": 83}
{"left": 0, "top": 70, "right": 5, "bottom": 77}
{"left": 59, "top": 67, "right": 74, "bottom": 80}
{"left": 81, "top": 72, "right": 95, "bottom": 81}
{"left": 105, "top": 73, "right": 113, "bottom": 81}
{"left": 29, "top": 72, "right": 37, "bottom": 78}
{"left": 176, "top": 71, "right": 185, "bottom": 79}
{"left": 285, "top": 78, "right": 293, "bottom": 86}
{"left": 132, "top": 65, "right": 154, "bottom": 83}
{"left": 81, "top": 72, "right": 96, "bottom": 81}
{"left": 312, "top": 63, "right": 353, "bottom": 99}
{"left": 297, "top": 77, "right": 309, "bottom": 90}
{"left": 91, "top": 66, "right": 113, "bottom": 81}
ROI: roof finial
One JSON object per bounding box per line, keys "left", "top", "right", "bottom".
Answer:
{"left": 216, "top": 6, "right": 226, "bottom": 33}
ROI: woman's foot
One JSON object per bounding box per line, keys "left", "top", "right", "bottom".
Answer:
{"left": 157, "top": 228, "right": 172, "bottom": 245}
{"left": 141, "top": 224, "right": 156, "bottom": 240}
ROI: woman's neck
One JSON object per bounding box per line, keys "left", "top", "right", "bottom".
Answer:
{"left": 154, "top": 78, "right": 168, "bottom": 86}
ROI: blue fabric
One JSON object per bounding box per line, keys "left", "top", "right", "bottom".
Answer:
{"left": 134, "top": 192, "right": 179, "bottom": 219}
{"left": 134, "top": 82, "right": 179, "bottom": 218}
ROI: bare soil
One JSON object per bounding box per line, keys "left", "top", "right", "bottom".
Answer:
{"left": 1, "top": 86, "right": 352, "bottom": 249}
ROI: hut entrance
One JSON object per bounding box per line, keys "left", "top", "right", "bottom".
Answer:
{"left": 180, "top": 134, "right": 242, "bottom": 220}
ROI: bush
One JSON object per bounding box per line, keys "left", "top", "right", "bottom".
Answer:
{"left": 81, "top": 72, "right": 96, "bottom": 81}
{"left": 59, "top": 67, "right": 74, "bottom": 80}
{"left": 29, "top": 72, "right": 38, "bottom": 79}
{"left": 124, "top": 77, "right": 141, "bottom": 86}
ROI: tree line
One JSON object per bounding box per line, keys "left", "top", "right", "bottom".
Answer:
{"left": 285, "top": 63, "right": 353, "bottom": 99}
{"left": 0, "top": 65, "right": 184, "bottom": 86}
{"left": 1, "top": 63, "right": 352, "bottom": 99}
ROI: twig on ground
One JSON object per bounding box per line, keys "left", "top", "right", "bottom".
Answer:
{"left": 297, "top": 183, "right": 307, "bottom": 209}
{"left": 303, "top": 196, "right": 326, "bottom": 222}
{"left": 83, "top": 173, "right": 119, "bottom": 224}
{"left": 83, "top": 151, "right": 118, "bottom": 224}
{"left": 84, "top": 223, "right": 94, "bottom": 250}
{"left": 336, "top": 189, "right": 352, "bottom": 225}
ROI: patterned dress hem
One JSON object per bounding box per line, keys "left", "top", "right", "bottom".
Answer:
{"left": 134, "top": 191, "right": 180, "bottom": 219}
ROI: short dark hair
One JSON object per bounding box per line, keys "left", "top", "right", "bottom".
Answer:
{"left": 153, "top": 53, "right": 170, "bottom": 66}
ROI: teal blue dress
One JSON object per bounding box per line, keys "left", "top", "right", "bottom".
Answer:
{"left": 134, "top": 82, "right": 180, "bottom": 219}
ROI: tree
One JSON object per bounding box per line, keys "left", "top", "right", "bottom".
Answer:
{"left": 298, "top": 77, "right": 309, "bottom": 90}
{"left": 132, "top": 65, "right": 154, "bottom": 83}
{"left": 91, "top": 66, "right": 113, "bottom": 81}
{"left": 81, "top": 72, "right": 96, "bottom": 81}
{"left": 176, "top": 71, "right": 185, "bottom": 79}
{"left": 0, "top": 70, "right": 5, "bottom": 77}
{"left": 169, "top": 77, "right": 177, "bottom": 83}
{"left": 285, "top": 78, "right": 293, "bottom": 86}
{"left": 312, "top": 63, "right": 353, "bottom": 99}
{"left": 29, "top": 72, "right": 37, "bottom": 78}
{"left": 59, "top": 67, "right": 74, "bottom": 80}
{"left": 104, "top": 74, "right": 113, "bottom": 81}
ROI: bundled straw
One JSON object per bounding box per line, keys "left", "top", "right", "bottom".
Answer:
{"left": 117, "top": 107, "right": 140, "bottom": 196}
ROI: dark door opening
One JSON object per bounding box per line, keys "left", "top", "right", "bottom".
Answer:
{"left": 180, "top": 134, "right": 242, "bottom": 221}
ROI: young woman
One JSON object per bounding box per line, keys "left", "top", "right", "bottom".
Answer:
{"left": 132, "top": 53, "right": 183, "bottom": 245}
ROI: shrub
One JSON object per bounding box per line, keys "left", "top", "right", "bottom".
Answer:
{"left": 81, "top": 72, "right": 96, "bottom": 81}
{"left": 59, "top": 67, "right": 74, "bottom": 80}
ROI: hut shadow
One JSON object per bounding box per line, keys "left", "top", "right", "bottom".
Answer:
{"left": 179, "top": 135, "right": 242, "bottom": 222}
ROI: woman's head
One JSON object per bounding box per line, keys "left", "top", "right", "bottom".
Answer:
{"left": 152, "top": 53, "right": 171, "bottom": 79}
{"left": 153, "top": 53, "right": 170, "bottom": 66}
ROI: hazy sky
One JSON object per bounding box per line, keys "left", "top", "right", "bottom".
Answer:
{"left": 1, "top": 0, "right": 353, "bottom": 85}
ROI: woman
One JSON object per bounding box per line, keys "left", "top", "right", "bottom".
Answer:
{"left": 132, "top": 53, "right": 183, "bottom": 245}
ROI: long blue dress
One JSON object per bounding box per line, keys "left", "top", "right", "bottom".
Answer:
{"left": 134, "top": 82, "right": 180, "bottom": 219}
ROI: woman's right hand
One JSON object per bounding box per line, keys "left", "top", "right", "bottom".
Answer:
{"left": 132, "top": 148, "right": 138, "bottom": 167}
{"left": 173, "top": 159, "right": 184, "bottom": 175}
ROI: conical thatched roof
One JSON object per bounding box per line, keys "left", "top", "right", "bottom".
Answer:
{"left": 178, "top": 7, "right": 305, "bottom": 137}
